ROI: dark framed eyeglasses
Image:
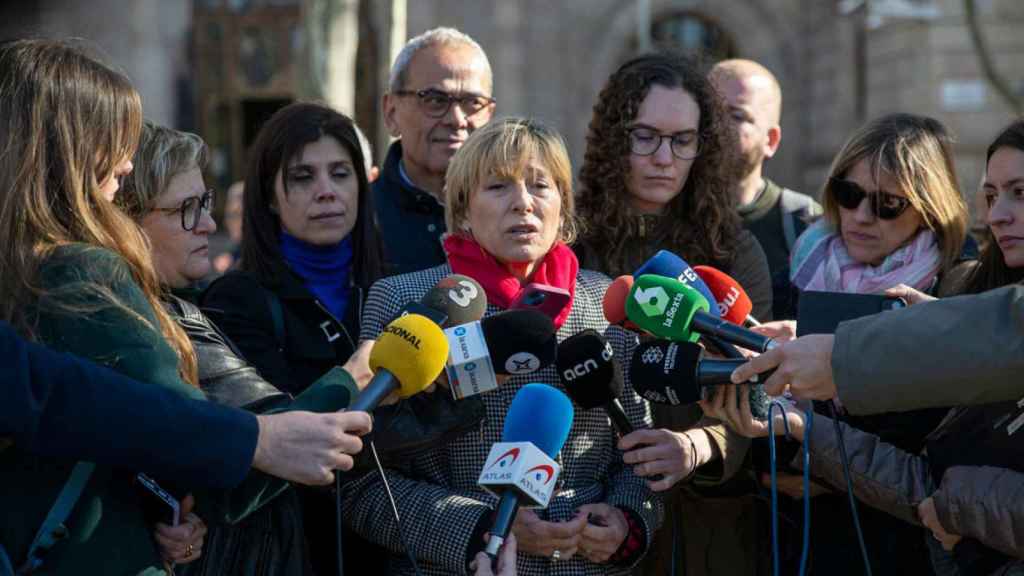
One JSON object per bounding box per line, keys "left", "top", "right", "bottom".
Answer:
{"left": 829, "top": 177, "right": 912, "bottom": 220}
{"left": 393, "top": 88, "right": 496, "bottom": 119}
{"left": 153, "top": 189, "right": 216, "bottom": 232}
{"left": 627, "top": 127, "right": 701, "bottom": 160}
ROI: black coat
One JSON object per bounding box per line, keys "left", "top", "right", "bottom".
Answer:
{"left": 200, "top": 269, "right": 361, "bottom": 396}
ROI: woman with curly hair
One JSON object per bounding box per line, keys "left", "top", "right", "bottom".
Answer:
{"left": 574, "top": 51, "right": 773, "bottom": 576}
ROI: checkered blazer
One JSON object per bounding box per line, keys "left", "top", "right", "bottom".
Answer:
{"left": 342, "top": 264, "right": 664, "bottom": 576}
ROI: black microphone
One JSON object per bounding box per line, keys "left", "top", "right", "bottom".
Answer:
{"left": 630, "top": 340, "right": 771, "bottom": 419}
{"left": 393, "top": 274, "right": 488, "bottom": 328}
{"left": 557, "top": 329, "right": 633, "bottom": 436}
{"left": 482, "top": 309, "right": 557, "bottom": 376}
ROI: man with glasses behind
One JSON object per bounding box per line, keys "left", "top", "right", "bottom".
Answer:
{"left": 375, "top": 27, "right": 496, "bottom": 276}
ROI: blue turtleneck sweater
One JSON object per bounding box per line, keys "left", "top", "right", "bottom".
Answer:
{"left": 279, "top": 231, "right": 353, "bottom": 322}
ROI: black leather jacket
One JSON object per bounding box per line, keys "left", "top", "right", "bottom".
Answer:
{"left": 165, "top": 294, "right": 312, "bottom": 576}
{"left": 169, "top": 292, "right": 487, "bottom": 575}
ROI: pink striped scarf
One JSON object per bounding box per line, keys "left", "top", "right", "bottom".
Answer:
{"left": 790, "top": 220, "right": 941, "bottom": 294}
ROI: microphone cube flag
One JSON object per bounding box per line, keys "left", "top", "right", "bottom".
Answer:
{"left": 625, "top": 275, "right": 710, "bottom": 343}
{"left": 444, "top": 321, "right": 499, "bottom": 400}
{"left": 478, "top": 442, "right": 561, "bottom": 508}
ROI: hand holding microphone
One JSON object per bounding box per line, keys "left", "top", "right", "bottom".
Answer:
{"left": 349, "top": 313, "right": 449, "bottom": 412}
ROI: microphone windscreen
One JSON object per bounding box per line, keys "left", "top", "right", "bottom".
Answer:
{"left": 693, "top": 266, "right": 753, "bottom": 325}
{"left": 602, "top": 275, "right": 634, "bottom": 325}
{"left": 369, "top": 313, "right": 449, "bottom": 398}
{"left": 630, "top": 340, "right": 703, "bottom": 405}
{"left": 501, "top": 383, "right": 574, "bottom": 457}
{"left": 625, "top": 275, "right": 710, "bottom": 342}
{"left": 556, "top": 329, "right": 623, "bottom": 409}
{"left": 634, "top": 250, "right": 720, "bottom": 318}
{"left": 481, "top": 309, "right": 557, "bottom": 376}
{"left": 423, "top": 275, "right": 488, "bottom": 327}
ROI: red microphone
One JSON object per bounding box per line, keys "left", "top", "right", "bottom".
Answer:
{"left": 602, "top": 275, "right": 641, "bottom": 331}
{"left": 692, "top": 266, "right": 759, "bottom": 326}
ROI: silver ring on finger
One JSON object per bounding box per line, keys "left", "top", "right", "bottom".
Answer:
{"left": 552, "top": 549, "right": 561, "bottom": 561}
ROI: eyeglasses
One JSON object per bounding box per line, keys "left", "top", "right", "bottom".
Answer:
{"left": 153, "top": 189, "right": 216, "bottom": 231}
{"left": 829, "top": 177, "right": 912, "bottom": 220}
{"left": 628, "top": 127, "right": 701, "bottom": 160}
{"left": 393, "top": 88, "right": 496, "bottom": 119}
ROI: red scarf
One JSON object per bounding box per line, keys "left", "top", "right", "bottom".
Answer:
{"left": 442, "top": 234, "right": 577, "bottom": 329}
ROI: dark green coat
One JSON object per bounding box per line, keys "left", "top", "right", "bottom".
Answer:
{"left": 0, "top": 245, "right": 359, "bottom": 575}
{"left": 0, "top": 245, "right": 198, "bottom": 574}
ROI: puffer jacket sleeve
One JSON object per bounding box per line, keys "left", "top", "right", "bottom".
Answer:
{"left": 791, "top": 410, "right": 933, "bottom": 526}
{"left": 933, "top": 466, "right": 1024, "bottom": 559}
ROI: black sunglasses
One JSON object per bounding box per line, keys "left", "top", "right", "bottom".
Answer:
{"left": 829, "top": 177, "right": 912, "bottom": 220}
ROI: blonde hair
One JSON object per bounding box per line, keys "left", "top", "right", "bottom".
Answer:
{"left": 444, "top": 117, "right": 577, "bottom": 244}
{"left": 822, "top": 113, "right": 968, "bottom": 271}
{"left": 0, "top": 39, "right": 198, "bottom": 386}
{"left": 117, "top": 121, "right": 208, "bottom": 221}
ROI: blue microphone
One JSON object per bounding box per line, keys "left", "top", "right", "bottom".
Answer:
{"left": 634, "top": 250, "right": 720, "bottom": 318}
{"left": 483, "top": 384, "right": 574, "bottom": 558}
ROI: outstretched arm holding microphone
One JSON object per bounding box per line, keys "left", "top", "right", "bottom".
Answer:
{"left": 730, "top": 285, "right": 1024, "bottom": 413}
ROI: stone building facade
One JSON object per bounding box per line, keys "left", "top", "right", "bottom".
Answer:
{"left": 3, "top": 0, "right": 1022, "bottom": 225}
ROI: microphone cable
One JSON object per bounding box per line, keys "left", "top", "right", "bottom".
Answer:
{"left": 766, "top": 399, "right": 814, "bottom": 576}
{"left": 826, "top": 401, "right": 873, "bottom": 576}
{"left": 370, "top": 439, "right": 425, "bottom": 576}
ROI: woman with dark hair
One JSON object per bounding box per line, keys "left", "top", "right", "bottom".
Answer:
{"left": 708, "top": 120, "right": 1024, "bottom": 576}
{"left": 201, "top": 102, "right": 382, "bottom": 574}
{"left": 203, "top": 102, "right": 382, "bottom": 395}
{"left": 200, "top": 102, "right": 483, "bottom": 575}
{"left": 574, "top": 51, "right": 773, "bottom": 576}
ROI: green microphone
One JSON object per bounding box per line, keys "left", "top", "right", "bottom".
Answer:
{"left": 626, "top": 275, "right": 776, "bottom": 352}
{"left": 624, "top": 274, "right": 709, "bottom": 342}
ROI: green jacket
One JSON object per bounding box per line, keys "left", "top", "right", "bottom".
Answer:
{"left": 0, "top": 245, "right": 357, "bottom": 575}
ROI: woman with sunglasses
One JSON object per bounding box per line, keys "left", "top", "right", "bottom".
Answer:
{"left": 750, "top": 112, "right": 971, "bottom": 575}
{"left": 574, "top": 51, "right": 773, "bottom": 576}
{"left": 705, "top": 120, "right": 1024, "bottom": 576}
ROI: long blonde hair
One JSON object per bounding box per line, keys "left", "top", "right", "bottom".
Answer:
{"left": 0, "top": 39, "right": 197, "bottom": 385}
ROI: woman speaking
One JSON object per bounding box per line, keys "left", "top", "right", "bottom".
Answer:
{"left": 343, "top": 118, "right": 662, "bottom": 575}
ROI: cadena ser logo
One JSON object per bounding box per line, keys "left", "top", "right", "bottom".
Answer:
{"left": 526, "top": 464, "right": 555, "bottom": 485}
{"left": 484, "top": 447, "right": 521, "bottom": 471}
{"left": 633, "top": 286, "right": 669, "bottom": 317}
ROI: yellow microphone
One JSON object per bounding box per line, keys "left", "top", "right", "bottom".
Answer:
{"left": 350, "top": 313, "right": 449, "bottom": 411}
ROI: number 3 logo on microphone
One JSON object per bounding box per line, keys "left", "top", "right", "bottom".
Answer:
{"left": 448, "top": 280, "right": 479, "bottom": 308}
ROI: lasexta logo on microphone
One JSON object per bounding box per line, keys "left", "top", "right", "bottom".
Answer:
{"left": 633, "top": 286, "right": 669, "bottom": 316}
